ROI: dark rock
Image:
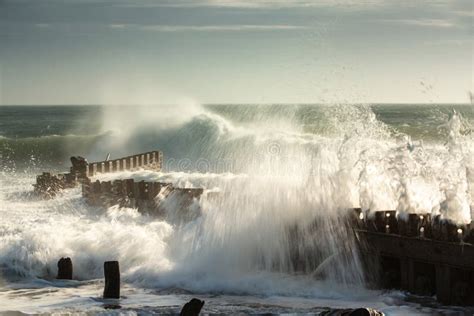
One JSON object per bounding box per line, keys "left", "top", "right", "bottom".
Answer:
{"left": 180, "top": 298, "right": 205, "bottom": 316}
{"left": 349, "top": 308, "right": 383, "bottom": 316}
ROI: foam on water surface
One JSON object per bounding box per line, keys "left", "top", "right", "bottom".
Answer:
{"left": 1, "top": 104, "right": 474, "bottom": 314}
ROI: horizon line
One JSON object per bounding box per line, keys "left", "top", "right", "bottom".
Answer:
{"left": 0, "top": 102, "right": 472, "bottom": 107}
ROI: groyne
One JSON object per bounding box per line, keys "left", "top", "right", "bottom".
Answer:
{"left": 354, "top": 209, "right": 474, "bottom": 305}
{"left": 34, "top": 151, "right": 162, "bottom": 197}
{"left": 82, "top": 178, "right": 203, "bottom": 214}
{"left": 33, "top": 150, "right": 474, "bottom": 306}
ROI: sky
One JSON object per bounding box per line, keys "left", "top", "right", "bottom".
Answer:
{"left": 0, "top": 0, "right": 472, "bottom": 105}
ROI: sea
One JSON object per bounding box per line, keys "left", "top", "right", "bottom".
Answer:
{"left": 0, "top": 103, "right": 473, "bottom": 315}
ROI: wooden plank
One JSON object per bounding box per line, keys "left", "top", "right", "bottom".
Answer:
{"left": 436, "top": 264, "right": 451, "bottom": 304}
{"left": 358, "top": 230, "right": 474, "bottom": 270}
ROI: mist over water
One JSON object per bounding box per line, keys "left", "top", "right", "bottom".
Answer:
{"left": 1, "top": 103, "right": 474, "bottom": 313}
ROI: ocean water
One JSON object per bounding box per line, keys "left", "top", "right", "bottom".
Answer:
{"left": 0, "top": 103, "right": 474, "bottom": 315}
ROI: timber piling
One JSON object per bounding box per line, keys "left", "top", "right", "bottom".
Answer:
{"left": 33, "top": 150, "right": 474, "bottom": 306}
{"left": 355, "top": 209, "right": 474, "bottom": 305}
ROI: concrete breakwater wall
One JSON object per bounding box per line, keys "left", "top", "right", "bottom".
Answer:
{"left": 353, "top": 209, "right": 474, "bottom": 305}
{"left": 82, "top": 178, "right": 204, "bottom": 215}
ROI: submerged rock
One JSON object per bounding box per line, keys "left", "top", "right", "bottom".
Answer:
{"left": 323, "top": 308, "right": 384, "bottom": 316}
{"left": 349, "top": 308, "right": 384, "bottom": 316}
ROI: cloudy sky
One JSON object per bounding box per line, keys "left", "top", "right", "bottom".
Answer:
{"left": 0, "top": 0, "right": 472, "bottom": 105}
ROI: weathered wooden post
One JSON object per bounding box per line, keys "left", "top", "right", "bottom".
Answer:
{"left": 101, "top": 181, "right": 112, "bottom": 193}
{"left": 145, "top": 153, "right": 150, "bottom": 165}
{"left": 124, "top": 179, "right": 134, "bottom": 198}
{"left": 158, "top": 151, "right": 163, "bottom": 170}
{"left": 399, "top": 257, "right": 411, "bottom": 290}
{"left": 466, "top": 221, "right": 474, "bottom": 244}
{"left": 92, "top": 163, "right": 98, "bottom": 176}
{"left": 100, "top": 162, "right": 105, "bottom": 173}
{"left": 180, "top": 298, "right": 204, "bottom": 316}
{"left": 93, "top": 180, "right": 101, "bottom": 193}
{"left": 436, "top": 264, "right": 451, "bottom": 304}
{"left": 384, "top": 211, "right": 398, "bottom": 234}
{"left": 140, "top": 154, "right": 145, "bottom": 167}
{"left": 57, "top": 257, "right": 73, "bottom": 280}
{"left": 147, "top": 182, "right": 156, "bottom": 200}
{"left": 103, "top": 261, "right": 120, "bottom": 299}
{"left": 369, "top": 211, "right": 398, "bottom": 234}
{"left": 114, "top": 179, "right": 124, "bottom": 193}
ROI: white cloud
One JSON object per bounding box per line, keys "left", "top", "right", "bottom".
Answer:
{"left": 111, "top": 24, "right": 307, "bottom": 32}
{"left": 381, "top": 18, "right": 456, "bottom": 28}
{"left": 423, "top": 39, "right": 472, "bottom": 46}
{"left": 119, "top": 0, "right": 385, "bottom": 9}
{"left": 453, "top": 10, "right": 474, "bottom": 17}
{"left": 109, "top": 24, "right": 126, "bottom": 29}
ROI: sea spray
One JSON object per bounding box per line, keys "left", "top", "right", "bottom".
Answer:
{"left": 1, "top": 104, "right": 474, "bottom": 301}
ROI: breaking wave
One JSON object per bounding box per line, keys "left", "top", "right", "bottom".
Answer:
{"left": 1, "top": 103, "right": 474, "bottom": 309}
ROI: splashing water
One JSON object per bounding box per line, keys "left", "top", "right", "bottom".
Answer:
{"left": 0, "top": 103, "right": 474, "bottom": 314}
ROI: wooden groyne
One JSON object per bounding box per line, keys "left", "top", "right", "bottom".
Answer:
{"left": 82, "top": 178, "right": 203, "bottom": 214}
{"left": 353, "top": 209, "right": 474, "bottom": 305}
{"left": 34, "top": 151, "right": 163, "bottom": 197}
{"left": 33, "top": 149, "right": 474, "bottom": 306}
{"left": 34, "top": 149, "right": 203, "bottom": 215}
{"left": 84, "top": 151, "right": 162, "bottom": 177}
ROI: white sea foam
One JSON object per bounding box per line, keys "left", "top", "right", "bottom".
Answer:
{"left": 1, "top": 104, "right": 473, "bottom": 313}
